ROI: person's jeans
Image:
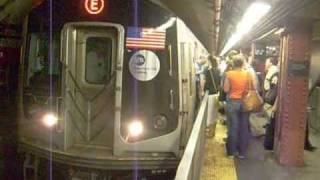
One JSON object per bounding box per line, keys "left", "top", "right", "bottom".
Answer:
{"left": 226, "top": 99, "right": 250, "bottom": 156}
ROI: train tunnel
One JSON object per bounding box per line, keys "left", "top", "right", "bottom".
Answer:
{"left": 0, "top": 0, "right": 320, "bottom": 179}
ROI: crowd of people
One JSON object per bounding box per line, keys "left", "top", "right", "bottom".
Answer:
{"left": 196, "top": 50, "right": 316, "bottom": 159}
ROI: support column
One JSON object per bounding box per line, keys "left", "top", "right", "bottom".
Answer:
{"left": 274, "top": 19, "right": 313, "bottom": 166}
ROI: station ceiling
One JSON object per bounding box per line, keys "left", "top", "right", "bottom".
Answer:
{"left": 151, "top": 0, "right": 215, "bottom": 52}
{"left": 0, "top": 0, "right": 320, "bottom": 54}
{"left": 152, "top": 0, "right": 320, "bottom": 54}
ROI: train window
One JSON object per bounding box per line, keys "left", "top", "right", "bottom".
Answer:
{"left": 85, "top": 37, "right": 112, "bottom": 84}
{"left": 25, "top": 34, "right": 60, "bottom": 96}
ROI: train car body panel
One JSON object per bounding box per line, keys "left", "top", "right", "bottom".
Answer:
{"left": 176, "top": 19, "right": 206, "bottom": 148}
{"left": 17, "top": 0, "right": 209, "bottom": 171}
{"left": 115, "top": 20, "right": 182, "bottom": 156}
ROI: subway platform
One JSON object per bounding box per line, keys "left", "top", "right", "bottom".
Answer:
{"left": 200, "top": 114, "right": 320, "bottom": 180}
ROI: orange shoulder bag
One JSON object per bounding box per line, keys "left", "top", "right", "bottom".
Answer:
{"left": 242, "top": 71, "right": 263, "bottom": 112}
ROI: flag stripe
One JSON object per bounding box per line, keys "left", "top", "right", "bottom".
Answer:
{"left": 126, "top": 43, "right": 164, "bottom": 47}
{"left": 127, "top": 35, "right": 165, "bottom": 40}
{"left": 126, "top": 43, "right": 165, "bottom": 46}
{"left": 140, "top": 36, "right": 165, "bottom": 39}
{"left": 126, "top": 44, "right": 165, "bottom": 49}
{"left": 141, "top": 32, "right": 165, "bottom": 36}
{"left": 127, "top": 38, "right": 165, "bottom": 41}
{"left": 127, "top": 41, "right": 165, "bottom": 44}
{"left": 127, "top": 43, "right": 165, "bottom": 47}
{"left": 126, "top": 27, "right": 166, "bottom": 50}
{"left": 127, "top": 38, "right": 165, "bottom": 43}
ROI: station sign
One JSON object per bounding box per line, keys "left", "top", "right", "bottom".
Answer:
{"left": 84, "top": 0, "right": 105, "bottom": 15}
{"left": 288, "top": 60, "right": 310, "bottom": 77}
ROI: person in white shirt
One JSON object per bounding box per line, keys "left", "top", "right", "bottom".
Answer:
{"left": 263, "top": 57, "right": 279, "bottom": 116}
{"left": 264, "top": 57, "right": 279, "bottom": 92}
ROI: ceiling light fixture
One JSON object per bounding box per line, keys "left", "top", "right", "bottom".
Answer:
{"left": 220, "top": 2, "right": 271, "bottom": 56}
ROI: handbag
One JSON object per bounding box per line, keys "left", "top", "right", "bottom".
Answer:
{"left": 242, "top": 72, "right": 263, "bottom": 112}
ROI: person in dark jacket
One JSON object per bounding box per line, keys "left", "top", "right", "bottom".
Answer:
{"left": 200, "top": 55, "right": 221, "bottom": 137}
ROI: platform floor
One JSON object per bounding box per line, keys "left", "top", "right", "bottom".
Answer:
{"left": 201, "top": 115, "right": 320, "bottom": 180}
{"left": 200, "top": 121, "right": 237, "bottom": 180}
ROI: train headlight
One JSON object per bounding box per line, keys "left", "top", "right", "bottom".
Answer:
{"left": 128, "top": 121, "right": 144, "bottom": 137}
{"left": 153, "top": 115, "right": 168, "bottom": 130}
{"left": 42, "top": 113, "right": 58, "bottom": 128}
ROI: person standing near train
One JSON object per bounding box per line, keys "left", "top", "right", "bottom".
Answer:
{"left": 200, "top": 55, "right": 221, "bottom": 137}
{"left": 223, "top": 55, "right": 253, "bottom": 158}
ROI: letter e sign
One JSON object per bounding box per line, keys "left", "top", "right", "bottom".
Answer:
{"left": 85, "top": 0, "right": 105, "bottom": 15}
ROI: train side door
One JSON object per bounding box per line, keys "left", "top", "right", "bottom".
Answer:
{"left": 179, "top": 41, "right": 196, "bottom": 147}
{"left": 61, "top": 23, "right": 124, "bottom": 149}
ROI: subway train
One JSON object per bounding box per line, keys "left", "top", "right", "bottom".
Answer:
{"left": 17, "top": 0, "right": 208, "bottom": 178}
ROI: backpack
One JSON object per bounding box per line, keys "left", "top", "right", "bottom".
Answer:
{"left": 205, "top": 67, "right": 220, "bottom": 95}
{"left": 264, "top": 72, "right": 278, "bottom": 105}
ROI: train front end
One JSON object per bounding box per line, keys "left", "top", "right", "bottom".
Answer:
{"left": 17, "top": 0, "right": 185, "bottom": 175}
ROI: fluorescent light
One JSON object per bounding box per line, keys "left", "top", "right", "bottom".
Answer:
{"left": 274, "top": 28, "right": 285, "bottom": 35}
{"left": 220, "top": 2, "right": 271, "bottom": 56}
{"left": 142, "top": 17, "right": 176, "bottom": 36}
{"left": 156, "top": 17, "right": 176, "bottom": 31}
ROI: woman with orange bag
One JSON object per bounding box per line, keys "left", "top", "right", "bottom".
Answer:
{"left": 223, "top": 55, "right": 254, "bottom": 159}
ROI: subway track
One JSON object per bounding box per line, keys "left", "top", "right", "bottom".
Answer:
{"left": 0, "top": 103, "right": 22, "bottom": 179}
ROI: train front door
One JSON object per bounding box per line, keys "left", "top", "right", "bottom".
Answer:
{"left": 61, "top": 23, "right": 124, "bottom": 149}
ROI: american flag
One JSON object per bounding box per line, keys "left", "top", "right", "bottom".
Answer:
{"left": 126, "top": 27, "right": 166, "bottom": 50}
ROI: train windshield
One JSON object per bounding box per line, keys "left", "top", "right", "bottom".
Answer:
{"left": 25, "top": 33, "right": 60, "bottom": 97}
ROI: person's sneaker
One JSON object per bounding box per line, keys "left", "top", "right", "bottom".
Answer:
{"left": 237, "top": 155, "right": 245, "bottom": 159}
{"left": 305, "top": 145, "right": 317, "bottom": 152}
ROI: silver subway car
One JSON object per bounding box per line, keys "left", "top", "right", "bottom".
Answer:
{"left": 18, "top": 0, "right": 208, "bottom": 178}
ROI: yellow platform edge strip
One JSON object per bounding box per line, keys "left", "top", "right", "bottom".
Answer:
{"left": 201, "top": 121, "right": 237, "bottom": 180}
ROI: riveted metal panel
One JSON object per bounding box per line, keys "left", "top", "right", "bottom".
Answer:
{"left": 275, "top": 20, "right": 312, "bottom": 166}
